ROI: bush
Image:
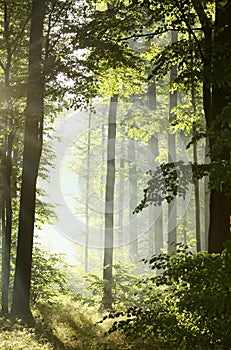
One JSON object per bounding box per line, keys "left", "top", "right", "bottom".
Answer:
{"left": 73, "top": 261, "right": 148, "bottom": 311}
{"left": 107, "top": 243, "right": 231, "bottom": 349}
{"left": 31, "top": 245, "right": 74, "bottom": 305}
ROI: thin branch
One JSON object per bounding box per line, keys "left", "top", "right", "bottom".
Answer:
{"left": 11, "top": 16, "right": 30, "bottom": 56}
{"left": 0, "top": 59, "right": 6, "bottom": 71}
{"left": 173, "top": 0, "right": 205, "bottom": 61}
{"left": 119, "top": 29, "right": 169, "bottom": 41}
{"left": 119, "top": 26, "right": 202, "bottom": 42}
{"left": 191, "top": 0, "right": 212, "bottom": 36}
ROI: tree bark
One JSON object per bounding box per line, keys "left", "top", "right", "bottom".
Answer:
{"left": 191, "top": 79, "right": 201, "bottom": 252}
{"left": 11, "top": 0, "right": 45, "bottom": 322}
{"left": 128, "top": 138, "right": 138, "bottom": 258}
{"left": 1, "top": 2, "right": 14, "bottom": 314}
{"left": 168, "top": 31, "right": 178, "bottom": 253}
{"left": 1, "top": 131, "right": 13, "bottom": 314}
{"left": 102, "top": 94, "right": 118, "bottom": 310}
{"left": 118, "top": 138, "right": 125, "bottom": 247}
{"left": 148, "top": 79, "right": 164, "bottom": 256}
{"left": 207, "top": 3, "right": 231, "bottom": 252}
{"left": 204, "top": 136, "right": 210, "bottom": 250}
{"left": 85, "top": 110, "right": 92, "bottom": 272}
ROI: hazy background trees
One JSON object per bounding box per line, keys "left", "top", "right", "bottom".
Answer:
{"left": 0, "top": 0, "right": 230, "bottom": 324}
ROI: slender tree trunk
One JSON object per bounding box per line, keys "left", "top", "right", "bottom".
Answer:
{"left": 147, "top": 82, "right": 155, "bottom": 256}
{"left": 11, "top": 0, "right": 46, "bottom": 322}
{"left": 191, "top": 82, "right": 201, "bottom": 252}
{"left": 148, "top": 79, "right": 164, "bottom": 255}
{"left": 1, "top": 3, "right": 13, "bottom": 313}
{"left": 128, "top": 138, "right": 138, "bottom": 258}
{"left": 85, "top": 110, "right": 92, "bottom": 272}
{"left": 204, "top": 137, "right": 210, "bottom": 250}
{"left": 118, "top": 138, "right": 125, "bottom": 247}
{"left": 100, "top": 124, "right": 106, "bottom": 262}
{"left": 102, "top": 95, "right": 118, "bottom": 310}
{"left": 2, "top": 131, "right": 13, "bottom": 314}
{"left": 168, "top": 31, "right": 178, "bottom": 253}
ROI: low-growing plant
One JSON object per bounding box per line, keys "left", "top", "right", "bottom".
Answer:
{"left": 106, "top": 242, "right": 231, "bottom": 350}
{"left": 73, "top": 261, "right": 148, "bottom": 311}
{"left": 31, "top": 244, "right": 74, "bottom": 305}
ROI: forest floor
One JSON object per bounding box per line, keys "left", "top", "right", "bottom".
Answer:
{"left": 0, "top": 302, "right": 150, "bottom": 350}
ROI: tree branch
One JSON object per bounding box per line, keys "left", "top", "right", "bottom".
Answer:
{"left": 173, "top": 0, "right": 205, "bottom": 61}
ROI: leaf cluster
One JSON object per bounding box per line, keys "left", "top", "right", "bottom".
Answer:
{"left": 74, "top": 261, "right": 147, "bottom": 311}
{"left": 30, "top": 245, "right": 73, "bottom": 305}
{"left": 106, "top": 243, "right": 231, "bottom": 349}
{"left": 135, "top": 159, "right": 231, "bottom": 213}
{"left": 134, "top": 161, "right": 192, "bottom": 213}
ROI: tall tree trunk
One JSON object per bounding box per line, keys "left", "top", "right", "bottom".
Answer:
{"left": 2, "top": 131, "right": 13, "bottom": 314}
{"left": 168, "top": 31, "right": 178, "bottom": 253}
{"left": 193, "top": 0, "right": 231, "bottom": 253}
{"left": 100, "top": 124, "right": 106, "bottom": 262}
{"left": 207, "top": 3, "right": 231, "bottom": 253}
{"left": 1, "top": 3, "right": 14, "bottom": 313}
{"left": 148, "top": 79, "right": 163, "bottom": 256}
{"left": 191, "top": 82, "right": 201, "bottom": 252}
{"left": 102, "top": 95, "right": 118, "bottom": 310}
{"left": 85, "top": 110, "right": 92, "bottom": 272}
{"left": 128, "top": 138, "right": 138, "bottom": 258}
{"left": 11, "top": 0, "right": 45, "bottom": 322}
{"left": 118, "top": 138, "right": 125, "bottom": 247}
{"left": 204, "top": 137, "right": 210, "bottom": 250}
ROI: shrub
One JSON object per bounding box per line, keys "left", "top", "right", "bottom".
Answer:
{"left": 107, "top": 243, "right": 231, "bottom": 349}
{"left": 74, "top": 261, "right": 147, "bottom": 311}
{"left": 31, "top": 245, "right": 73, "bottom": 305}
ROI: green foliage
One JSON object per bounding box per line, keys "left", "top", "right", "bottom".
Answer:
{"left": 135, "top": 157, "right": 231, "bottom": 214}
{"left": 74, "top": 261, "right": 147, "bottom": 311}
{"left": 31, "top": 245, "right": 73, "bottom": 305}
{"left": 0, "top": 316, "right": 52, "bottom": 350}
{"left": 33, "top": 301, "right": 136, "bottom": 350}
{"left": 107, "top": 243, "right": 231, "bottom": 349}
{"left": 134, "top": 161, "right": 192, "bottom": 213}
{"left": 209, "top": 103, "right": 231, "bottom": 160}
{"left": 0, "top": 302, "right": 132, "bottom": 349}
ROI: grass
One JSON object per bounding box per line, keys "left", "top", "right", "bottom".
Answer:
{"left": 0, "top": 302, "right": 225, "bottom": 350}
{"left": 0, "top": 302, "right": 136, "bottom": 350}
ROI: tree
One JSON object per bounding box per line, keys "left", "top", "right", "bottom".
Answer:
{"left": 6, "top": 0, "right": 99, "bottom": 320}
{"left": 197, "top": 0, "right": 231, "bottom": 253}
{"left": 168, "top": 30, "right": 178, "bottom": 253}
{"left": 102, "top": 94, "right": 118, "bottom": 310}
{"left": 111, "top": 0, "right": 231, "bottom": 253}
{"left": 128, "top": 137, "right": 138, "bottom": 258}
{"left": 147, "top": 79, "right": 163, "bottom": 256}
{"left": 11, "top": 0, "right": 46, "bottom": 321}
{"left": 0, "top": 0, "right": 30, "bottom": 314}
{"left": 85, "top": 110, "right": 92, "bottom": 272}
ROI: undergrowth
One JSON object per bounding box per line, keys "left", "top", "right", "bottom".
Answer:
{"left": 0, "top": 301, "right": 138, "bottom": 350}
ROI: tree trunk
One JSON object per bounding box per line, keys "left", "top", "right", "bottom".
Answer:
{"left": 191, "top": 81, "right": 201, "bottom": 252}
{"left": 118, "top": 138, "right": 125, "bottom": 247}
{"left": 204, "top": 137, "right": 210, "bottom": 250}
{"left": 1, "top": 3, "right": 14, "bottom": 313}
{"left": 207, "top": 3, "right": 231, "bottom": 252}
{"left": 2, "top": 131, "right": 13, "bottom": 314}
{"left": 11, "top": 0, "right": 45, "bottom": 322}
{"left": 100, "top": 124, "right": 106, "bottom": 262}
{"left": 148, "top": 79, "right": 164, "bottom": 256}
{"left": 102, "top": 95, "right": 118, "bottom": 310}
{"left": 168, "top": 31, "right": 178, "bottom": 253}
{"left": 128, "top": 138, "right": 138, "bottom": 258}
{"left": 85, "top": 110, "right": 92, "bottom": 272}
